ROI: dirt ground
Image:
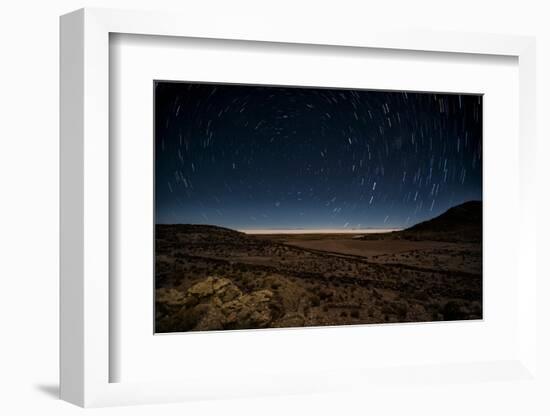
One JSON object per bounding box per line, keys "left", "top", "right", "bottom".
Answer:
{"left": 260, "top": 233, "right": 481, "bottom": 275}
{"left": 155, "top": 224, "right": 482, "bottom": 333}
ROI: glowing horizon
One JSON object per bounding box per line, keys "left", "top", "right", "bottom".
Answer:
{"left": 239, "top": 227, "right": 402, "bottom": 235}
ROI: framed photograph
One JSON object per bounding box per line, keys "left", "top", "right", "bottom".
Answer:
{"left": 60, "top": 8, "right": 538, "bottom": 408}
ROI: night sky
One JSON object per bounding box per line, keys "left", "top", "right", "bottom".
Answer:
{"left": 155, "top": 82, "right": 482, "bottom": 230}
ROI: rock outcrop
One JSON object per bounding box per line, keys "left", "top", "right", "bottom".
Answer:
{"left": 156, "top": 276, "right": 283, "bottom": 332}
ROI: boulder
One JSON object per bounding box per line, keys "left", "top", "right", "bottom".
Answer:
{"left": 222, "top": 289, "right": 274, "bottom": 329}
{"left": 168, "top": 276, "right": 277, "bottom": 331}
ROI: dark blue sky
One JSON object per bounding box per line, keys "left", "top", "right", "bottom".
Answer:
{"left": 155, "top": 82, "right": 482, "bottom": 229}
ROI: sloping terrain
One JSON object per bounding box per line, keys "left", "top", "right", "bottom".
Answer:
{"left": 362, "top": 201, "right": 482, "bottom": 243}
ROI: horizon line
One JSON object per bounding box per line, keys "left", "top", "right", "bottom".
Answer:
{"left": 156, "top": 223, "right": 404, "bottom": 232}
{"left": 238, "top": 228, "right": 402, "bottom": 235}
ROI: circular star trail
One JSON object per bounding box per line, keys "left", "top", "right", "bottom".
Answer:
{"left": 155, "top": 82, "right": 482, "bottom": 230}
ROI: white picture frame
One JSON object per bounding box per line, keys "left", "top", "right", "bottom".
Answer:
{"left": 60, "top": 7, "right": 538, "bottom": 408}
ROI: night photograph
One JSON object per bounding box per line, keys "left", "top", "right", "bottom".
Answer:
{"left": 154, "top": 81, "right": 482, "bottom": 332}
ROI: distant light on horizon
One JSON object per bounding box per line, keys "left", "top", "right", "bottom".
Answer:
{"left": 239, "top": 228, "right": 402, "bottom": 235}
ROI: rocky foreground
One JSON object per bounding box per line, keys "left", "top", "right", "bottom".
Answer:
{"left": 155, "top": 218, "right": 482, "bottom": 332}
{"left": 156, "top": 276, "right": 305, "bottom": 332}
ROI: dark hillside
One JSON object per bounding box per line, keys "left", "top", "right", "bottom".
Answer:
{"left": 362, "top": 201, "right": 482, "bottom": 243}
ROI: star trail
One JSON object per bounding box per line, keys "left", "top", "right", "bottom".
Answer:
{"left": 155, "top": 82, "right": 482, "bottom": 230}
